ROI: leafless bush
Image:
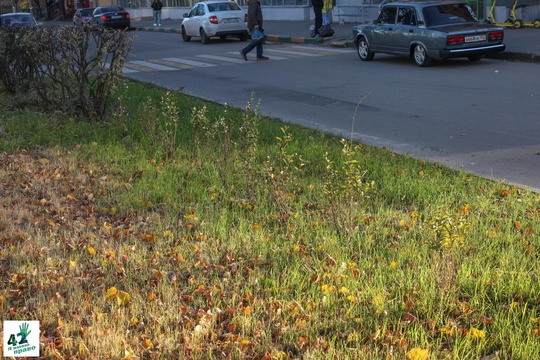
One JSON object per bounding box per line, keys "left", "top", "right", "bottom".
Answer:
{"left": 0, "top": 27, "right": 34, "bottom": 96}
{"left": 0, "top": 26, "right": 133, "bottom": 120}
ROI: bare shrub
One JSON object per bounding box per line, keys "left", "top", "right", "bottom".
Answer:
{"left": 0, "top": 27, "right": 34, "bottom": 97}
{"left": 23, "top": 26, "right": 133, "bottom": 120}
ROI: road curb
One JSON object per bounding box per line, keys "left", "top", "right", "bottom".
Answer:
{"left": 485, "top": 51, "right": 540, "bottom": 63}
{"left": 134, "top": 26, "right": 182, "bottom": 34}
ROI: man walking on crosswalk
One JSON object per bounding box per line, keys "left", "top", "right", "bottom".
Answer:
{"left": 239, "top": 0, "right": 269, "bottom": 61}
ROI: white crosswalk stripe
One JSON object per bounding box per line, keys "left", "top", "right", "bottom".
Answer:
{"left": 196, "top": 54, "right": 247, "bottom": 64}
{"left": 225, "top": 51, "right": 289, "bottom": 61}
{"left": 122, "top": 45, "right": 354, "bottom": 73}
{"left": 287, "top": 45, "right": 354, "bottom": 53}
{"left": 263, "top": 48, "right": 322, "bottom": 57}
{"left": 162, "top": 57, "right": 216, "bottom": 67}
{"left": 128, "top": 60, "right": 178, "bottom": 71}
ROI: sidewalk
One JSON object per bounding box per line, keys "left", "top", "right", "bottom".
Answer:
{"left": 130, "top": 18, "right": 540, "bottom": 63}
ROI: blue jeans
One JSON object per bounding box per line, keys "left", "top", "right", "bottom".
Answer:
{"left": 153, "top": 10, "right": 161, "bottom": 25}
{"left": 242, "top": 30, "right": 263, "bottom": 58}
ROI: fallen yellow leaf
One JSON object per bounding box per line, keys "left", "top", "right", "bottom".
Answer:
{"left": 105, "top": 287, "right": 118, "bottom": 299}
{"left": 470, "top": 327, "right": 485, "bottom": 340}
{"left": 117, "top": 291, "right": 131, "bottom": 306}
{"left": 407, "top": 347, "right": 429, "bottom": 360}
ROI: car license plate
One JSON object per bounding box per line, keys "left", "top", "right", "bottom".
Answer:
{"left": 111, "top": 15, "right": 122, "bottom": 19}
{"left": 223, "top": 18, "right": 239, "bottom": 23}
{"left": 465, "top": 34, "right": 486, "bottom": 43}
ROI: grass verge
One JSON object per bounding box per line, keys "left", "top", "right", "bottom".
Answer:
{"left": 1, "top": 80, "right": 539, "bottom": 359}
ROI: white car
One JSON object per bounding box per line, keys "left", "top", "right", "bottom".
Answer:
{"left": 181, "top": 0, "right": 248, "bottom": 44}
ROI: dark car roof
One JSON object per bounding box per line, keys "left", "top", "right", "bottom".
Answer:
{"left": 96, "top": 6, "right": 126, "bottom": 12}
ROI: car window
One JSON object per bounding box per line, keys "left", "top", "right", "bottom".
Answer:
{"left": 378, "top": 6, "right": 397, "bottom": 24}
{"left": 397, "top": 7, "right": 416, "bottom": 26}
{"left": 195, "top": 4, "right": 205, "bottom": 16}
{"left": 214, "top": 2, "right": 241, "bottom": 11}
{"left": 422, "top": 4, "right": 478, "bottom": 27}
{"left": 81, "top": 9, "right": 93, "bottom": 16}
{"left": 100, "top": 7, "right": 121, "bottom": 13}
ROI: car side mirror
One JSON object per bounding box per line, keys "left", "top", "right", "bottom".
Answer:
{"left": 183, "top": 13, "right": 189, "bottom": 18}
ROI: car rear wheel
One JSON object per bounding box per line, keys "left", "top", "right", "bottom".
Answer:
{"left": 200, "top": 28, "right": 210, "bottom": 44}
{"left": 413, "top": 44, "right": 432, "bottom": 67}
{"left": 357, "top": 37, "right": 374, "bottom": 61}
{"left": 182, "top": 27, "right": 191, "bottom": 42}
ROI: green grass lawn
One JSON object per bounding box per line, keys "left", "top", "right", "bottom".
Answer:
{"left": 1, "top": 80, "right": 539, "bottom": 359}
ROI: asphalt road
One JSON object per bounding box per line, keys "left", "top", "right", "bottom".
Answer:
{"left": 124, "top": 32, "right": 540, "bottom": 192}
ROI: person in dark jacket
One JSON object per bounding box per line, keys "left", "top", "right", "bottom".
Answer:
{"left": 151, "top": 0, "right": 163, "bottom": 27}
{"left": 311, "top": 0, "right": 323, "bottom": 36}
{"left": 239, "top": 0, "right": 268, "bottom": 61}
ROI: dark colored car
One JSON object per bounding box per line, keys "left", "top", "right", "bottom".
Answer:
{"left": 0, "top": 12, "right": 40, "bottom": 27}
{"left": 89, "top": 6, "right": 131, "bottom": 30}
{"left": 353, "top": 1, "right": 505, "bottom": 66}
{"left": 73, "top": 8, "right": 95, "bottom": 27}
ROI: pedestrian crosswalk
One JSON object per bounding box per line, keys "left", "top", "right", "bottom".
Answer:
{"left": 122, "top": 45, "right": 353, "bottom": 73}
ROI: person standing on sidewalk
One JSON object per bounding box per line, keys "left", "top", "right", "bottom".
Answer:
{"left": 312, "top": 0, "right": 323, "bottom": 36}
{"left": 322, "top": 0, "right": 333, "bottom": 26}
{"left": 151, "top": 0, "right": 163, "bottom": 27}
{"left": 239, "top": 0, "right": 269, "bottom": 61}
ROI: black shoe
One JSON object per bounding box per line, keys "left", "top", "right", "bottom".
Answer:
{"left": 239, "top": 50, "right": 248, "bottom": 61}
{"left": 257, "top": 56, "right": 269, "bottom": 61}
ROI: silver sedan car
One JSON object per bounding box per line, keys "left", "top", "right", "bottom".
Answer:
{"left": 353, "top": 1, "right": 505, "bottom": 66}
{"left": 0, "top": 12, "right": 40, "bottom": 27}
{"left": 181, "top": 0, "right": 248, "bottom": 44}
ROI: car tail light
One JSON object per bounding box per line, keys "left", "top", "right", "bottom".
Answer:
{"left": 101, "top": 15, "right": 108, "bottom": 21}
{"left": 447, "top": 35, "right": 464, "bottom": 45}
{"left": 488, "top": 31, "right": 503, "bottom": 41}
{"left": 209, "top": 15, "right": 218, "bottom": 24}
{"left": 244, "top": 14, "right": 248, "bottom": 22}
{"left": 126, "top": 13, "right": 130, "bottom": 19}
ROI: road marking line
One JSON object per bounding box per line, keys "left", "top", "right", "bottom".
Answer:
{"left": 122, "top": 67, "right": 139, "bottom": 73}
{"left": 152, "top": 59, "right": 193, "bottom": 69}
{"left": 123, "top": 63, "right": 159, "bottom": 72}
{"left": 129, "top": 60, "right": 178, "bottom": 71}
{"left": 287, "top": 45, "right": 354, "bottom": 53}
{"left": 263, "top": 49, "right": 322, "bottom": 57}
{"left": 196, "top": 54, "right": 247, "bottom": 64}
{"left": 162, "top": 57, "right": 217, "bottom": 67}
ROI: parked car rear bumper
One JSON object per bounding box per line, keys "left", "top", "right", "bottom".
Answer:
{"left": 439, "top": 43, "right": 505, "bottom": 59}
{"left": 214, "top": 29, "right": 248, "bottom": 37}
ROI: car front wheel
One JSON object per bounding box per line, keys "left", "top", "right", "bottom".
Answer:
{"left": 182, "top": 27, "right": 191, "bottom": 42}
{"left": 357, "top": 37, "right": 374, "bottom": 61}
{"left": 413, "top": 44, "right": 432, "bottom": 67}
{"left": 200, "top": 28, "right": 210, "bottom": 44}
